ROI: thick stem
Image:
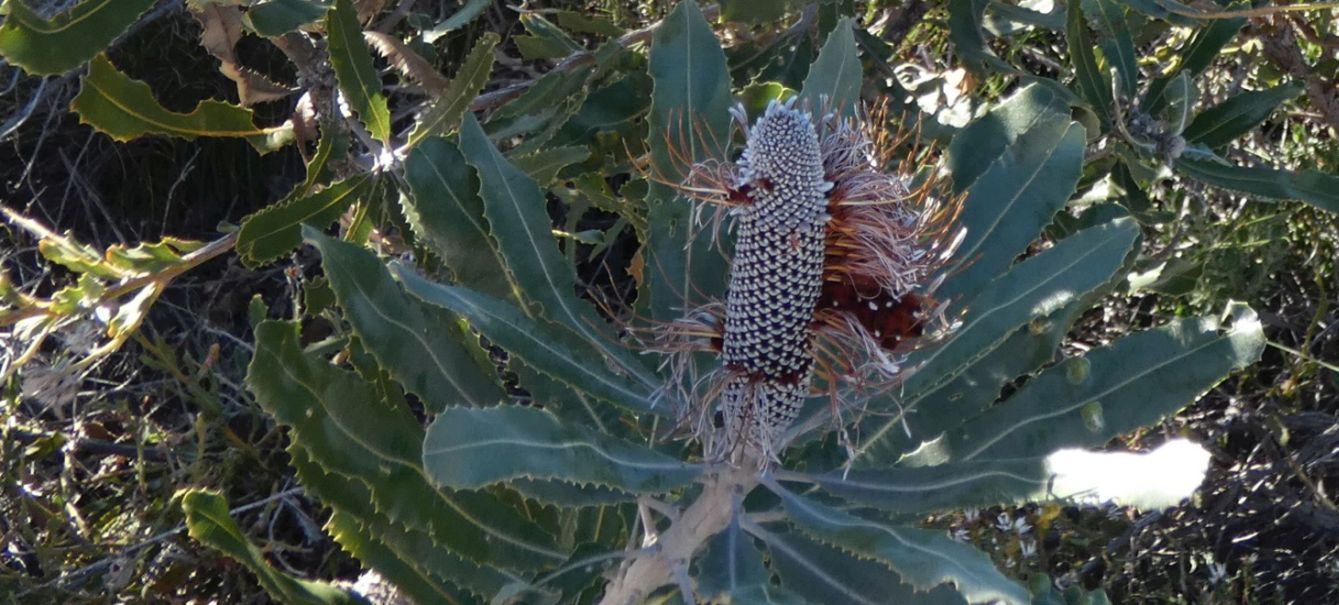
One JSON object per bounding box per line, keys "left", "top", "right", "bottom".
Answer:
{"left": 598, "top": 463, "right": 759, "bottom": 605}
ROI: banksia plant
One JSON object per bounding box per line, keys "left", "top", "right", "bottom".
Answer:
{"left": 14, "top": 0, "right": 1328, "bottom": 602}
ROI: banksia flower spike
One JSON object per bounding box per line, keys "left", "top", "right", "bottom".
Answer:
{"left": 655, "top": 97, "right": 962, "bottom": 465}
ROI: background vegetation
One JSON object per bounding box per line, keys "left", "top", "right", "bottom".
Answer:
{"left": 1, "top": 0, "right": 1336, "bottom": 602}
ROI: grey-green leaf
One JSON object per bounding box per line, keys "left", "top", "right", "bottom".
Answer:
{"left": 939, "top": 84, "right": 1086, "bottom": 302}
{"left": 797, "top": 458, "right": 1053, "bottom": 515}
{"left": 643, "top": 0, "right": 734, "bottom": 321}
{"left": 773, "top": 487, "right": 1030, "bottom": 604}
{"left": 799, "top": 18, "right": 861, "bottom": 115}
{"left": 907, "top": 305, "right": 1264, "bottom": 464}
{"left": 457, "top": 113, "right": 658, "bottom": 387}
{"left": 851, "top": 218, "right": 1139, "bottom": 466}
{"left": 697, "top": 515, "right": 771, "bottom": 600}
{"left": 406, "top": 32, "right": 498, "bottom": 148}
{"left": 1066, "top": 0, "right": 1113, "bottom": 125}
{"left": 247, "top": 321, "right": 565, "bottom": 570}
{"left": 754, "top": 525, "right": 968, "bottom": 605}
{"left": 1174, "top": 158, "right": 1339, "bottom": 215}
{"left": 392, "top": 263, "right": 664, "bottom": 415}
{"left": 423, "top": 405, "right": 700, "bottom": 492}
{"left": 305, "top": 230, "right": 504, "bottom": 410}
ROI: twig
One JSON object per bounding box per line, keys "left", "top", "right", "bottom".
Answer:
{"left": 0, "top": 207, "right": 239, "bottom": 329}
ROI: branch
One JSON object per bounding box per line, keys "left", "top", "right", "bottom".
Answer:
{"left": 598, "top": 462, "right": 758, "bottom": 605}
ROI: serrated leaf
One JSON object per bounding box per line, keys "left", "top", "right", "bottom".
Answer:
{"left": 1067, "top": 0, "right": 1112, "bottom": 125}
{"left": 754, "top": 526, "right": 968, "bottom": 605}
{"left": 325, "top": 512, "right": 479, "bottom": 605}
{"left": 423, "top": 0, "right": 489, "bottom": 43}
{"left": 364, "top": 30, "right": 449, "bottom": 94}
{"left": 236, "top": 175, "right": 371, "bottom": 266}
{"left": 1174, "top": 158, "right": 1339, "bottom": 215}
{"left": 178, "top": 489, "right": 364, "bottom": 605}
{"left": 327, "top": 0, "right": 391, "bottom": 141}
{"left": 506, "top": 478, "right": 636, "bottom": 506}
{"left": 423, "top": 405, "right": 699, "bottom": 492}
{"left": 69, "top": 54, "right": 286, "bottom": 153}
{"left": 193, "top": 4, "right": 296, "bottom": 106}
{"left": 907, "top": 305, "right": 1264, "bottom": 464}
{"left": 0, "top": 0, "right": 155, "bottom": 75}
{"left": 244, "top": 0, "right": 330, "bottom": 37}
{"left": 515, "top": 13, "right": 583, "bottom": 61}
{"left": 290, "top": 446, "right": 515, "bottom": 601}
{"left": 392, "top": 263, "right": 664, "bottom": 415}
{"left": 305, "top": 231, "right": 504, "bottom": 410}
{"left": 643, "top": 0, "right": 734, "bottom": 322}
{"left": 510, "top": 146, "right": 590, "bottom": 185}
{"left": 772, "top": 488, "right": 1030, "bottom": 604}
{"left": 851, "top": 218, "right": 1139, "bottom": 467}
{"left": 939, "top": 84, "right": 1086, "bottom": 302}
{"left": 457, "top": 114, "right": 658, "bottom": 388}
{"left": 1182, "top": 82, "right": 1304, "bottom": 148}
{"left": 247, "top": 321, "right": 566, "bottom": 570}
{"left": 798, "top": 458, "right": 1052, "bottom": 515}
{"left": 798, "top": 17, "right": 861, "bottom": 115}
{"left": 696, "top": 515, "right": 771, "bottom": 600}
{"left": 401, "top": 136, "right": 515, "bottom": 299}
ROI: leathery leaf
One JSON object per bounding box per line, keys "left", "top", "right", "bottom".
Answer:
{"left": 246, "top": 321, "right": 565, "bottom": 571}
{"left": 422, "top": 405, "right": 701, "bottom": 493}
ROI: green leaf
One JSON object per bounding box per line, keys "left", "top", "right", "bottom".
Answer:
{"left": 247, "top": 321, "right": 566, "bottom": 570}
{"left": 797, "top": 458, "right": 1053, "bottom": 515}
{"left": 244, "top": 0, "right": 330, "bottom": 37}
{"left": 1182, "top": 82, "right": 1304, "bottom": 148}
{"left": 515, "top": 13, "right": 583, "bottom": 61}
{"left": 907, "top": 305, "right": 1264, "bottom": 464}
{"left": 851, "top": 218, "right": 1139, "bottom": 467}
{"left": 643, "top": 0, "right": 734, "bottom": 321}
{"left": 948, "top": 0, "right": 1018, "bottom": 74}
{"left": 798, "top": 18, "right": 861, "bottom": 116}
{"left": 1090, "top": 0, "right": 1137, "bottom": 98}
{"left": 327, "top": 0, "right": 391, "bottom": 142}
{"left": 696, "top": 515, "right": 771, "bottom": 600}
{"left": 772, "top": 487, "right": 1030, "bottom": 605}
{"left": 1067, "top": 0, "right": 1112, "bottom": 125}
{"left": 423, "top": 0, "right": 489, "bottom": 43}
{"left": 1174, "top": 158, "right": 1339, "bottom": 214}
{"left": 755, "top": 526, "right": 969, "bottom": 605}
{"left": 324, "top": 512, "right": 478, "bottom": 605}
{"left": 290, "top": 446, "right": 514, "bottom": 601}
{"left": 392, "top": 265, "right": 664, "bottom": 415}
{"left": 0, "top": 0, "right": 155, "bottom": 75}
{"left": 406, "top": 32, "right": 498, "bottom": 148}
{"left": 423, "top": 405, "right": 700, "bottom": 492}
{"left": 305, "top": 231, "right": 504, "bottom": 410}
{"left": 939, "top": 84, "right": 1087, "bottom": 302}
{"left": 236, "top": 175, "right": 371, "bottom": 266}
{"left": 401, "top": 136, "right": 514, "bottom": 299}
{"left": 178, "top": 489, "right": 364, "bottom": 605}
{"left": 69, "top": 54, "right": 286, "bottom": 153}
{"left": 511, "top": 145, "right": 591, "bottom": 185}
{"left": 457, "top": 113, "right": 658, "bottom": 387}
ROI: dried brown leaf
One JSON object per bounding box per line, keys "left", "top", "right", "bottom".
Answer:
{"left": 192, "top": 4, "right": 296, "bottom": 106}
{"left": 363, "top": 31, "right": 450, "bottom": 96}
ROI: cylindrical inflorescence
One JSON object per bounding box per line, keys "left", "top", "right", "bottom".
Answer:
{"left": 717, "top": 99, "right": 831, "bottom": 459}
